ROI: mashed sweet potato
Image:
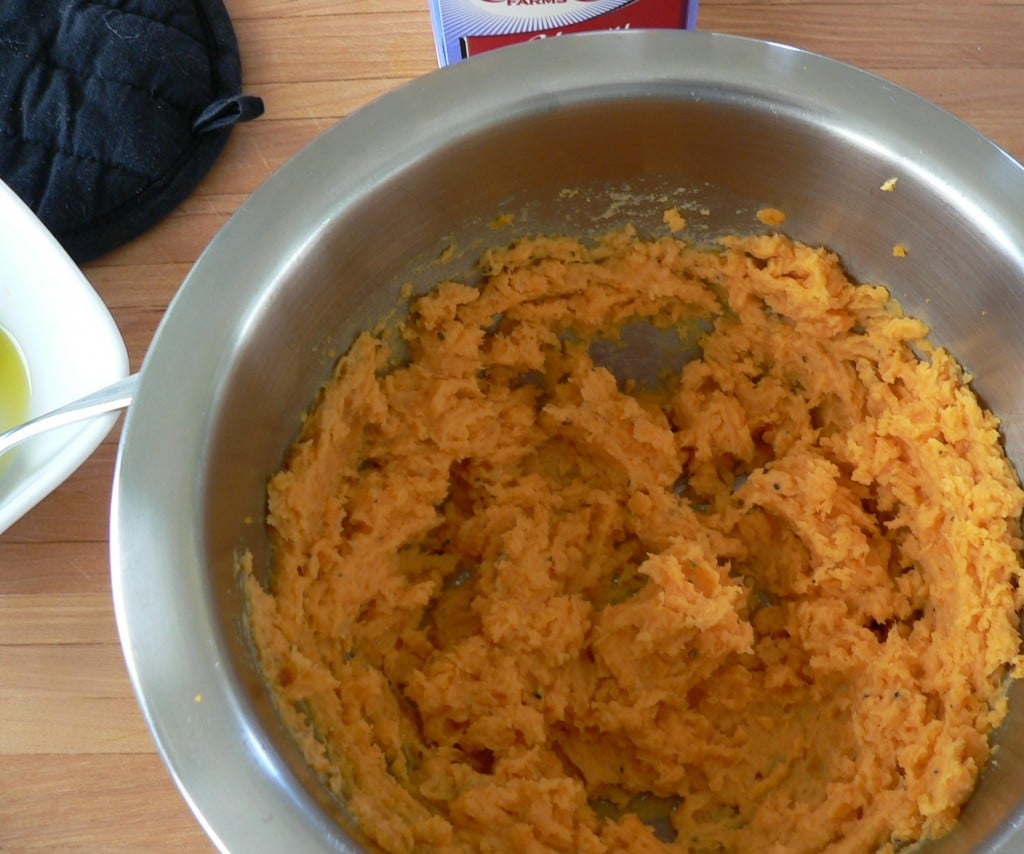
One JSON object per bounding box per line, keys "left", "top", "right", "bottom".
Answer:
{"left": 245, "top": 226, "right": 1024, "bottom": 853}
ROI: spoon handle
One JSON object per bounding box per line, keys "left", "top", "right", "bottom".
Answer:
{"left": 0, "top": 372, "right": 140, "bottom": 457}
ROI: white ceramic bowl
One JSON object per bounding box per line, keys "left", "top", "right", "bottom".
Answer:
{"left": 0, "top": 178, "right": 129, "bottom": 535}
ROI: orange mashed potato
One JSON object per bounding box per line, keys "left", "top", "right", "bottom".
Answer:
{"left": 245, "top": 227, "right": 1024, "bottom": 853}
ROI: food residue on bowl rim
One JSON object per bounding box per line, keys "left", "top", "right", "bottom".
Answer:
{"left": 755, "top": 206, "right": 787, "bottom": 227}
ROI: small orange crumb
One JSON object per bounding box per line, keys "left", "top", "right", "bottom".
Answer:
{"left": 881, "top": 177, "right": 899, "bottom": 192}
{"left": 663, "top": 207, "right": 687, "bottom": 232}
{"left": 437, "top": 242, "right": 458, "bottom": 264}
{"left": 756, "top": 207, "right": 786, "bottom": 227}
{"left": 699, "top": 207, "right": 711, "bottom": 216}
{"left": 893, "top": 243, "right": 908, "bottom": 258}
{"left": 489, "top": 213, "right": 515, "bottom": 230}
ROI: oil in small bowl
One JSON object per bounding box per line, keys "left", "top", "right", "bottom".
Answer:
{"left": 0, "top": 325, "right": 30, "bottom": 470}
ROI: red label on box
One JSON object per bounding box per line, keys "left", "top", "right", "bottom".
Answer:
{"left": 461, "top": 0, "right": 692, "bottom": 59}
{"left": 428, "top": 0, "right": 698, "bottom": 67}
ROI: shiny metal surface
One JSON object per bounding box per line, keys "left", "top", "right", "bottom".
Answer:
{"left": 0, "top": 373, "right": 137, "bottom": 457}
{"left": 111, "top": 31, "right": 1024, "bottom": 852}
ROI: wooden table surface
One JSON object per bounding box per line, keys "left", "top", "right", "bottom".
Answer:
{"left": 2, "top": 1, "right": 1023, "bottom": 850}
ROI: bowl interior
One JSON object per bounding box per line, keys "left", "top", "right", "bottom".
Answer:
{"left": 113, "top": 32, "right": 1024, "bottom": 852}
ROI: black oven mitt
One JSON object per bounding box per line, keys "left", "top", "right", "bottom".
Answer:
{"left": 0, "top": 0, "right": 264, "bottom": 262}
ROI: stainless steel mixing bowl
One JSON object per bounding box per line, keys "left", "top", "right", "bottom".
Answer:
{"left": 111, "top": 31, "right": 1024, "bottom": 852}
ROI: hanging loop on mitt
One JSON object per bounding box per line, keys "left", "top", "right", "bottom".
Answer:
{"left": 193, "top": 94, "right": 266, "bottom": 135}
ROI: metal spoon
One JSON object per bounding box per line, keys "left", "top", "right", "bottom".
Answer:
{"left": 0, "top": 373, "right": 139, "bottom": 457}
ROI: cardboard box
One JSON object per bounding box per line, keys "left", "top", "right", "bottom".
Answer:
{"left": 428, "top": 0, "right": 699, "bottom": 67}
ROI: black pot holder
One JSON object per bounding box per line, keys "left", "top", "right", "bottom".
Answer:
{"left": 0, "top": 0, "right": 264, "bottom": 262}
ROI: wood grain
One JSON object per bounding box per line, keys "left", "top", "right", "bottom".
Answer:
{"left": 1, "top": 1, "right": 1022, "bottom": 850}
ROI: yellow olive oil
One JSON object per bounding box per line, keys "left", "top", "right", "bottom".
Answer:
{"left": 0, "top": 325, "right": 30, "bottom": 447}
